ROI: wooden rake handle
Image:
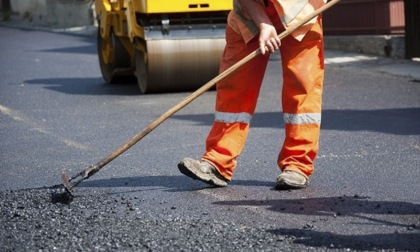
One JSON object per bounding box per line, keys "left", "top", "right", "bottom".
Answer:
{"left": 62, "top": 0, "right": 341, "bottom": 192}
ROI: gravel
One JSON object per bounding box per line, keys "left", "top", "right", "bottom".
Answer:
{"left": 1, "top": 187, "right": 419, "bottom": 251}
{"left": 1, "top": 187, "right": 303, "bottom": 252}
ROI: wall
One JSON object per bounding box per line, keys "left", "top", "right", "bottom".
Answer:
{"left": 324, "top": 35, "right": 405, "bottom": 58}
{"left": 323, "top": 0, "right": 405, "bottom": 35}
{"left": 10, "top": 0, "right": 94, "bottom": 27}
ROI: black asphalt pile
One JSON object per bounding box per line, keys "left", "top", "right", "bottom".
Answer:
{"left": 3, "top": 188, "right": 419, "bottom": 251}
{"left": 1, "top": 188, "right": 299, "bottom": 252}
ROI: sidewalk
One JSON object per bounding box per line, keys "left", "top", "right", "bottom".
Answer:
{"left": 324, "top": 50, "right": 420, "bottom": 82}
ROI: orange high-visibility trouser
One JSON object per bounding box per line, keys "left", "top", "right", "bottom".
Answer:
{"left": 202, "top": 8, "right": 324, "bottom": 181}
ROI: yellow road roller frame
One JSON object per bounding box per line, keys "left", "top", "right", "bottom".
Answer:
{"left": 136, "top": 0, "right": 233, "bottom": 13}
{"left": 95, "top": 0, "right": 232, "bottom": 93}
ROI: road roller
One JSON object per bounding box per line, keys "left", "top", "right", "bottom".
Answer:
{"left": 95, "top": 0, "right": 232, "bottom": 93}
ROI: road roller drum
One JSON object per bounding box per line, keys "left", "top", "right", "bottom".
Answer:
{"left": 95, "top": 0, "right": 232, "bottom": 93}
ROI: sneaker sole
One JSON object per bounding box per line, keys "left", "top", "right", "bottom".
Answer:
{"left": 275, "top": 180, "right": 308, "bottom": 190}
{"left": 177, "top": 161, "right": 228, "bottom": 187}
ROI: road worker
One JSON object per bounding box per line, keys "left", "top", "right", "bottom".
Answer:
{"left": 178, "top": 0, "right": 327, "bottom": 190}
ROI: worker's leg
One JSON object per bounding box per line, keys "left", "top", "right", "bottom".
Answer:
{"left": 278, "top": 17, "right": 324, "bottom": 178}
{"left": 202, "top": 26, "right": 270, "bottom": 180}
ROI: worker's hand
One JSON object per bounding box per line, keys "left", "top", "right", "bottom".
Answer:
{"left": 259, "top": 23, "right": 281, "bottom": 55}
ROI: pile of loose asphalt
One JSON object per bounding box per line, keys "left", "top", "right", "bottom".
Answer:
{"left": 0, "top": 186, "right": 303, "bottom": 252}
{"left": 1, "top": 185, "right": 419, "bottom": 251}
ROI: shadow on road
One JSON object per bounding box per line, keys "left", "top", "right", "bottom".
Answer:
{"left": 24, "top": 77, "right": 141, "bottom": 96}
{"left": 213, "top": 196, "right": 420, "bottom": 251}
{"left": 172, "top": 108, "right": 420, "bottom": 135}
{"left": 268, "top": 227, "right": 419, "bottom": 251}
{"left": 213, "top": 195, "right": 420, "bottom": 218}
{"left": 38, "top": 43, "right": 96, "bottom": 55}
{"left": 23, "top": 75, "right": 420, "bottom": 136}
{"left": 75, "top": 175, "right": 273, "bottom": 192}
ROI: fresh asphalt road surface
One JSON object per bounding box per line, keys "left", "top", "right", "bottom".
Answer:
{"left": 0, "top": 25, "right": 419, "bottom": 251}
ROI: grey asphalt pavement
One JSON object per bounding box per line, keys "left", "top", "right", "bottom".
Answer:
{"left": 0, "top": 24, "right": 419, "bottom": 251}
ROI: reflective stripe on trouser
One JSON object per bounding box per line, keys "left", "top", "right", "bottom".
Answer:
{"left": 202, "top": 16, "right": 324, "bottom": 180}
{"left": 278, "top": 17, "right": 324, "bottom": 178}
